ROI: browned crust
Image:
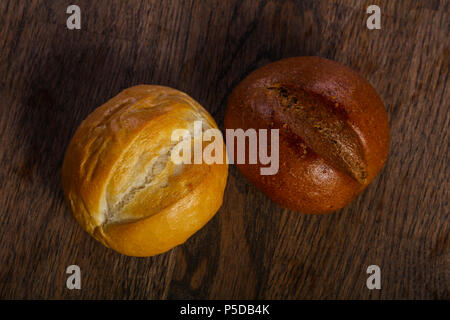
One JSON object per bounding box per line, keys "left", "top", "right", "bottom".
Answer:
{"left": 62, "top": 85, "right": 229, "bottom": 256}
{"left": 224, "top": 56, "right": 390, "bottom": 214}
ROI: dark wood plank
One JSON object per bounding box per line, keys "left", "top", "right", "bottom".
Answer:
{"left": 0, "top": 0, "right": 448, "bottom": 299}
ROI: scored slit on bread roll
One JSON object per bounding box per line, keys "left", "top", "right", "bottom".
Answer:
{"left": 225, "top": 56, "right": 390, "bottom": 214}
{"left": 62, "top": 85, "right": 228, "bottom": 257}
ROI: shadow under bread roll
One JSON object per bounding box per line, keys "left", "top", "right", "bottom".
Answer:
{"left": 225, "top": 56, "right": 390, "bottom": 214}
{"left": 62, "top": 85, "right": 228, "bottom": 257}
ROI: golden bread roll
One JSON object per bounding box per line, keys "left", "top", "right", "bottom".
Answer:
{"left": 62, "top": 85, "right": 228, "bottom": 256}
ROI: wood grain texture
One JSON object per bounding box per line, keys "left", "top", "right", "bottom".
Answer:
{"left": 0, "top": 0, "right": 448, "bottom": 299}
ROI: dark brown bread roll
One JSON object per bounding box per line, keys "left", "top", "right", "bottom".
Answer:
{"left": 224, "top": 56, "right": 389, "bottom": 214}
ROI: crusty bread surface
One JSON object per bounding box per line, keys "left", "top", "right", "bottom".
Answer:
{"left": 62, "top": 85, "right": 228, "bottom": 256}
{"left": 224, "top": 57, "right": 389, "bottom": 214}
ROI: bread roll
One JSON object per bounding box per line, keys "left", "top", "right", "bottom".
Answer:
{"left": 62, "top": 85, "right": 228, "bottom": 256}
{"left": 224, "top": 57, "right": 389, "bottom": 214}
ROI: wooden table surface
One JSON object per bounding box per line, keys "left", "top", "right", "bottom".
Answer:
{"left": 0, "top": 0, "right": 448, "bottom": 300}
